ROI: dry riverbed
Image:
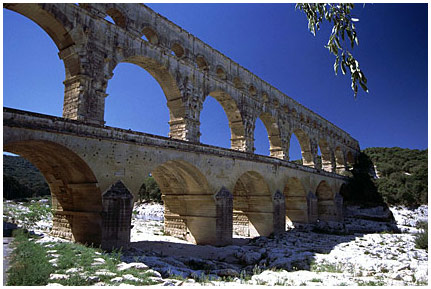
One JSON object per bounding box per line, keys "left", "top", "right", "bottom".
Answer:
{"left": 3, "top": 200, "right": 428, "bottom": 286}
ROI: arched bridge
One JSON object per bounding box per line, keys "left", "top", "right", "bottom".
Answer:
{"left": 3, "top": 3, "right": 360, "bottom": 248}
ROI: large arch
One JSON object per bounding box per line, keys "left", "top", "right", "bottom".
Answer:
{"left": 151, "top": 160, "right": 215, "bottom": 244}
{"left": 3, "top": 4, "right": 82, "bottom": 116}
{"left": 292, "top": 129, "right": 314, "bottom": 167}
{"left": 260, "top": 112, "right": 284, "bottom": 159}
{"left": 315, "top": 181, "right": 337, "bottom": 221}
{"left": 104, "top": 62, "right": 169, "bottom": 135}
{"left": 4, "top": 4, "right": 74, "bottom": 51}
{"left": 3, "top": 140, "right": 102, "bottom": 245}
{"left": 204, "top": 91, "right": 245, "bottom": 149}
{"left": 117, "top": 55, "right": 184, "bottom": 122}
{"left": 284, "top": 177, "right": 308, "bottom": 225}
{"left": 232, "top": 171, "right": 273, "bottom": 237}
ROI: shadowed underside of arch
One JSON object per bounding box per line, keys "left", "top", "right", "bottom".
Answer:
{"left": 151, "top": 160, "right": 217, "bottom": 244}
{"left": 293, "top": 129, "right": 313, "bottom": 167}
{"left": 4, "top": 140, "right": 102, "bottom": 245}
{"left": 335, "top": 146, "right": 345, "bottom": 173}
{"left": 316, "top": 181, "right": 336, "bottom": 221}
{"left": 208, "top": 91, "right": 245, "bottom": 150}
{"left": 232, "top": 171, "right": 273, "bottom": 237}
{"left": 318, "top": 139, "right": 333, "bottom": 172}
{"left": 260, "top": 112, "right": 284, "bottom": 159}
{"left": 284, "top": 177, "right": 308, "bottom": 224}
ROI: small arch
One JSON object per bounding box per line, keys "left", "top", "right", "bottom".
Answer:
{"left": 248, "top": 85, "right": 257, "bottom": 96}
{"left": 106, "top": 8, "right": 126, "bottom": 28}
{"left": 3, "top": 139, "right": 102, "bottom": 245}
{"left": 262, "top": 91, "right": 269, "bottom": 102}
{"left": 196, "top": 55, "right": 209, "bottom": 70}
{"left": 216, "top": 66, "right": 227, "bottom": 80}
{"left": 142, "top": 26, "right": 159, "bottom": 45}
{"left": 171, "top": 42, "right": 185, "bottom": 58}
{"left": 233, "top": 171, "right": 273, "bottom": 237}
{"left": 233, "top": 76, "right": 243, "bottom": 89}
{"left": 151, "top": 160, "right": 214, "bottom": 244}
{"left": 316, "top": 181, "right": 336, "bottom": 221}
{"left": 284, "top": 177, "right": 308, "bottom": 226}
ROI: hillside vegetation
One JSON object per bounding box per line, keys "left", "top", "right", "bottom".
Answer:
{"left": 363, "top": 147, "right": 427, "bottom": 206}
{"left": 3, "top": 155, "right": 50, "bottom": 200}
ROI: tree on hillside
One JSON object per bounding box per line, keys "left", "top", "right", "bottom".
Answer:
{"left": 296, "top": 3, "right": 368, "bottom": 98}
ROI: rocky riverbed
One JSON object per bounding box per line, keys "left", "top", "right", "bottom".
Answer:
{"left": 3, "top": 200, "right": 428, "bottom": 286}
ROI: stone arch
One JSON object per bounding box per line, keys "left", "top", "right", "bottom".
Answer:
{"left": 318, "top": 138, "right": 333, "bottom": 172}
{"left": 196, "top": 55, "right": 209, "bottom": 70}
{"left": 284, "top": 177, "right": 308, "bottom": 224}
{"left": 171, "top": 42, "right": 185, "bottom": 58}
{"left": 3, "top": 139, "right": 102, "bottom": 245}
{"left": 292, "top": 129, "right": 314, "bottom": 167}
{"left": 248, "top": 84, "right": 257, "bottom": 96}
{"left": 151, "top": 160, "right": 215, "bottom": 244}
{"left": 316, "top": 180, "right": 337, "bottom": 221}
{"left": 105, "top": 8, "right": 127, "bottom": 28}
{"left": 259, "top": 112, "right": 284, "bottom": 159}
{"left": 141, "top": 25, "right": 159, "bottom": 44}
{"left": 216, "top": 66, "right": 227, "bottom": 80}
{"left": 233, "top": 76, "right": 244, "bottom": 89}
{"left": 232, "top": 171, "right": 273, "bottom": 237}
{"left": 112, "top": 53, "right": 185, "bottom": 133}
{"left": 206, "top": 90, "right": 245, "bottom": 149}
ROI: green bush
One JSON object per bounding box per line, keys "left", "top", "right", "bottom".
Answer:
{"left": 7, "top": 230, "right": 53, "bottom": 285}
{"left": 138, "top": 176, "right": 162, "bottom": 203}
{"left": 415, "top": 221, "right": 428, "bottom": 251}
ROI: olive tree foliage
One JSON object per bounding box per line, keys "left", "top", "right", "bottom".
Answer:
{"left": 296, "top": 3, "right": 368, "bottom": 98}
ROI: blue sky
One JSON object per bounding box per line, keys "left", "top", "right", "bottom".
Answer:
{"left": 3, "top": 3, "right": 428, "bottom": 160}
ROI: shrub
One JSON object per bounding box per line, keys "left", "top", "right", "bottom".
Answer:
{"left": 415, "top": 221, "right": 428, "bottom": 251}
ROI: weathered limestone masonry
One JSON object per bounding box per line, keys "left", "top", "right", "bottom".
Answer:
{"left": 3, "top": 3, "right": 360, "bottom": 248}
{"left": 5, "top": 108, "right": 349, "bottom": 247}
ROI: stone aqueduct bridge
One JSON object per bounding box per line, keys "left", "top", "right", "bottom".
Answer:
{"left": 3, "top": 3, "right": 360, "bottom": 248}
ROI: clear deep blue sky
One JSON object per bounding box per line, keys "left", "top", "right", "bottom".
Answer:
{"left": 3, "top": 3, "right": 428, "bottom": 160}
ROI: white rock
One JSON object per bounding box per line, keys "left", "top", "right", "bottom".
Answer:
{"left": 122, "top": 274, "right": 141, "bottom": 282}
{"left": 117, "top": 262, "right": 149, "bottom": 271}
{"left": 146, "top": 269, "right": 162, "bottom": 278}
{"left": 110, "top": 276, "right": 124, "bottom": 283}
{"left": 49, "top": 274, "right": 69, "bottom": 280}
{"left": 95, "top": 270, "right": 116, "bottom": 277}
{"left": 47, "top": 283, "right": 64, "bottom": 286}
